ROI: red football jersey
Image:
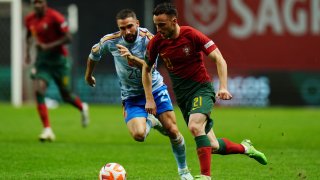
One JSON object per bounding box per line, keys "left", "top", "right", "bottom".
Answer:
{"left": 147, "top": 26, "right": 217, "bottom": 84}
{"left": 25, "top": 8, "right": 69, "bottom": 56}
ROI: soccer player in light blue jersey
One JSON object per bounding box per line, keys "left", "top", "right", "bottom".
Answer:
{"left": 84, "top": 9, "right": 193, "bottom": 180}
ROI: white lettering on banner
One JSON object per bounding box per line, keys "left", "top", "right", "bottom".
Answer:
{"left": 256, "top": 0, "right": 283, "bottom": 35}
{"left": 312, "top": 0, "right": 320, "bottom": 34}
{"left": 229, "top": 0, "right": 254, "bottom": 38}
{"left": 284, "top": 0, "right": 307, "bottom": 35}
{"left": 230, "top": 0, "right": 318, "bottom": 38}
{"left": 213, "top": 76, "right": 270, "bottom": 106}
{"left": 184, "top": 0, "right": 319, "bottom": 38}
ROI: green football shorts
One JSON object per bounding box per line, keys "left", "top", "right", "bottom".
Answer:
{"left": 31, "top": 54, "right": 71, "bottom": 90}
{"left": 177, "top": 84, "right": 216, "bottom": 133}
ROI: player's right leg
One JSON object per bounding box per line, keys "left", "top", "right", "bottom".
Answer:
{"left": 123, "top": 100, "right": 152, "bottom": 142}
{"left": 126, "top": 117, "right": 148, "bottom": 142}
{"left": 189, "top": 113, "right": 212, "bottom": 177}
{"left": 33, "top": 78, "right": 55, "bottom": 141}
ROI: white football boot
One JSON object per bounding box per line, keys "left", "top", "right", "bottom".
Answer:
{"left": 179, "top": 167, "right": 194, "bottom": 180}
{"left": 39, "top": 128, "right": 55, "bottom": 142}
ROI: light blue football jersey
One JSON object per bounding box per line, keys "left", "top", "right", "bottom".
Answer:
{"left": 89, "top": 27, "right": 164, "bottom": 100}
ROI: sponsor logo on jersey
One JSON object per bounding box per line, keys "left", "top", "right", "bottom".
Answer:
{"left": 42, "top": 23, "right": 48, "bottom": 30}
{"left": 182, "top": 45, "right": 190, "bottom": 56}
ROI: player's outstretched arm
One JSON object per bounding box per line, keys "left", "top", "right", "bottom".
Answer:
{"left": 85, "top": 58, "right": 97, "bottom": 87}
{"left": 208, "top": 48, "right": 232, "bottom": 100}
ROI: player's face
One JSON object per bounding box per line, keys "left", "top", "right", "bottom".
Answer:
{"left": 33, "top": 0, "right": 46, "bottom": 16}
{"left": 117, "top": 17, "right": 139, "bottom": 43}
{"left": 153, "top": 14, "right": 176, "bottom": 39}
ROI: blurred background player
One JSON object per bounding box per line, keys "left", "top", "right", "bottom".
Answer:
{"left": 135, "top": 3, "right": 268, "bottom": 179}
{"left": 85, "top": 9, "right": 193, "bottom": 180}
{"left": 24, "top": 0, "right": 89, "bottom": 141}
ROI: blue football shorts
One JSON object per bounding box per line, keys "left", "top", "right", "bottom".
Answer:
{"left": 123, "top": 85, "right": 173, "bottom": 123}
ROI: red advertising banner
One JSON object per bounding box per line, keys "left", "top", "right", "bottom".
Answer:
{"left": 175, "top": 0, "right": 320, "bottom": 72}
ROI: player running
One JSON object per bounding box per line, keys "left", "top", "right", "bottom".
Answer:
{"left": 121, "top": 3, "right": 268, "bottom": 179}
{"left": 84, "top": 9, "right": 193, "bottom": 180}
{"left": 24, "top": 0, "right": 89, "bottom": 142}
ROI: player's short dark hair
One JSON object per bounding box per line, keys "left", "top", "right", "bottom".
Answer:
{"left": 116, "top": 9, "right": 137, "bottom": 20}
{"left": 153, "top": 2, "right": 178, "bottom": 18}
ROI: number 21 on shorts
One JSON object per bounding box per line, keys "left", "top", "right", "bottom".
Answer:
{"left": 192, "top": 96, "right": 202, "bottom": 110}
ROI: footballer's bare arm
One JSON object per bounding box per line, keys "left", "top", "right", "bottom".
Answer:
{"left": 116, "top": 44, "right": 145, "bottom": 68}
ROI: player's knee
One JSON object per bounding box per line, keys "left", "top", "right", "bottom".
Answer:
{"left": 188, "top": 123, "right": 203, "bottom": 136}
{"left": 132, "top": 132, "right": 145, "bottom": 142}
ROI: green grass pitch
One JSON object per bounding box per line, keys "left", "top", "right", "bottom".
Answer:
{"left": 0, "top": 103, "right": 319, "bottom": 179}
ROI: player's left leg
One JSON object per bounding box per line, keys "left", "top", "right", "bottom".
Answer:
{"left": 158, "top": 111, "right": 193, "bottom": 180}
{"left": 207, "top": 129, "right": 245, "bottom": 154}
{"left": 207, "top": 126, "right": 267, "bottom": 165}
{"left": 154, "top": 86, "right": 192, "bottom": 179}
{"left": 53, "top": 67, "right": 89, "bottom": 127}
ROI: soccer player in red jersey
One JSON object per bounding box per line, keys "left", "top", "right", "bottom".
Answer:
{"left": 24, "top": 0, "right": 89, "bottom": 141}
{"left": 123, "top": 3, "right": 268, "bottom": 179}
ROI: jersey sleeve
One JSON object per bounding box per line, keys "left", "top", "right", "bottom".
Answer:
{"left": 144, "top": 30, "right": 154, "bottom": 44}
{"left": 191, "top": 27, "right": 217, "bottom": 55}
{"left": 89, "top": 36, "right": 110, "bottom": 61}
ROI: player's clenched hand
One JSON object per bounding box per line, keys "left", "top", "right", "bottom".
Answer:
{"left": 216, "top": 88, "right": 232, "bottom": 100}
{"left": 85, "top": 75, "right": 96, "bottom": 87}
{"left": 145, "top": 99, "right": 157, "bottom": 115}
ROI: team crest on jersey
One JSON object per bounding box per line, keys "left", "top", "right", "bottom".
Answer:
{"left": 42, "top": 23, "right": 48, "bottom": 30}
{"left": 184, "top": 0, "right": 227, "bottom": 34}
{"left": 182, "top": 45, "right": 191, "bottom": 56}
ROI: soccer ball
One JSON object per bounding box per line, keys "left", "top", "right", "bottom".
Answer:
{"left": 99, "top": 162, "right": 126, "bottom": 180}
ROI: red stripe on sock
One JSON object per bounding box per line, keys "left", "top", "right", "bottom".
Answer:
{"left": 37, "top": 103, "right": 50, "bottom": 128}
{"left": 222, "top": 138, "right": 245, "bottom": 154}
{"left": 73, "top": 96, "right": 83, "bottom": 111}
{"left": 197, "top": 146, "right": 212, "bottom": 176}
